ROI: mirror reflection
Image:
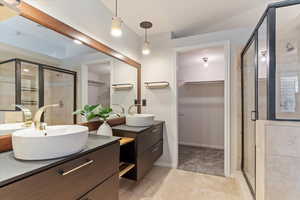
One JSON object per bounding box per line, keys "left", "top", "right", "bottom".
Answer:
{"left": 0, "top": 16, "right": 137, "bottom": 130}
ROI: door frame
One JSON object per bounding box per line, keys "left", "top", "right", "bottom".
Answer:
{"left": 174, "top": 40, "right": 231, "bottom": 177}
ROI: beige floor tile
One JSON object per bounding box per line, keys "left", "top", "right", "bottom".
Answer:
{"left": 120, "top": 167, "right": 244, "bottom": 200}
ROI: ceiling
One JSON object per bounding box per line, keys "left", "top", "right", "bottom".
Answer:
{"left": 0, "top": 16, "right": 97, "bottom": 59}
{"left": 178, "top": 45, "right": 225, "bottom": 68}
{"left": 101, "top": 0, "right": 278, "bottom": 37}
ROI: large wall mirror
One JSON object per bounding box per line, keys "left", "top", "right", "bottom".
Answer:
{"left": 0, "top": 2, "right": 140, "bottom": 134}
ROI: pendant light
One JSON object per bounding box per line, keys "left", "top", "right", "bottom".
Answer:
{"left": 140, "top": 21, "right": 153, "bottom": 55}
{"left": 111, "top": 0, "right": 122, "bottom": 37}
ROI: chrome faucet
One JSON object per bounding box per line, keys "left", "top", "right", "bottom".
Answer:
{"left": 33, "top": 103, "right": 62, "bottom": 131}
{"left": 128, "top": 104, "right": 141, "bottom": 115}
{"left": 15, "top": 105, "right": 32, "bottom": 127}
{"left": 112, "top": 104, "right": 125, "bottom": 117}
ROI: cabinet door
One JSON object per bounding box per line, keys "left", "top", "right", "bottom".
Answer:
{"left": 80, "top": 175, "right": 119, "bottom": 200}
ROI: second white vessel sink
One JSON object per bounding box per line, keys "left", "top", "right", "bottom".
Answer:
{"left": 0, "top": 123, "right": 27, "bottom": 136}
{"left": 12, "top": 125, "right": 88, "bottom": 160}
{"left": 126, "top": 114, "right": 155, "bottom": 127}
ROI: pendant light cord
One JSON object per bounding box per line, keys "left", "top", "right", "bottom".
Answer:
{"left": 145, "top": 28, "right": 148, "bottom": 43}
{"left": 115, "top": 0, "right": 118, "bottom": 17}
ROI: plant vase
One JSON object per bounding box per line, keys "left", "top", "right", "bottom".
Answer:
{"left": 97, "top": 121, "right": 113, "bottom": 136}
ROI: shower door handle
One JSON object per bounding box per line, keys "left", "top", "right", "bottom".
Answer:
{"left": 251, "top": 111, "right": 256, "bottom": 121}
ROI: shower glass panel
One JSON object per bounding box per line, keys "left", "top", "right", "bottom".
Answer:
{"left": 20, "top": 61, "right": 39, "bottom": 117}
{"left": 258, "top": 19, "right": 268, "bottom": 120}
{"left": 44, "top": 69, "right": 75, "bottom": 125}
{"left": 242, "top": 39, "right": 256, "bottom": 192}
{"left": 0, "top": 61, "right": 15, "bottom": 110}
{"left": 276, "top": 4, "right": 300, "bottom": 120}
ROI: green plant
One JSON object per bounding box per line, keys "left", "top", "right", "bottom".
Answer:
{"left": 73, "top": 104, "right": 99, "bottom": 121}
{"left": 73, "top": 104, "right": 113, "bottom": 121}
{"left": 92, "top": 106, "right": 113, "bottom": 121}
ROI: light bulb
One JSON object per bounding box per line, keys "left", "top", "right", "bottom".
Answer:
{"left": 261, "top": 56, "right": 266, "bottom": 62}
{"left": 204, "top": 62, "right": 209, "bottom": 67}
{"left": 111, "top": 16, "right": 122, "bottom": 37}
{"left": 142, "top": 42, "right": 151, "bottom": 55}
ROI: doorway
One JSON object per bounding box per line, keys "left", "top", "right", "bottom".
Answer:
{"left": 175, "top": 41, "right": 231, "bottom": 177}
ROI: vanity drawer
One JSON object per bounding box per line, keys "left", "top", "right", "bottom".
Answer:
{"left": 137, "top": 124, "right": 163, "bottom": 155}
{"left": 80, "top": 174, "right": 118, "bottom": 200}
{"left": 137, "top": 141, "right": 163, "bottom": 180}
{"left": 0, "top": 142, "right": 119, "bottom": 200}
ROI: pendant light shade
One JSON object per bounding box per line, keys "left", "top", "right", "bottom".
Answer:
{"left": 111, "top": 16, "right": 122, "bottom": 37}
{"left": 111, "top": 0, "right": 122, "bottom": 37}
{"left": 142, "top": 41, "right": 151, "bottom": 55}
{"left": 140, "top": 21, "right": 153, "bottom": 55}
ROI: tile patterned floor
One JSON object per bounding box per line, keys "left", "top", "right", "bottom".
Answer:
{"left": 178, "top": 145, "right": 224, "bottom": 176}
{"left": 119, "top": 167, "right": 243, "bottom": 200}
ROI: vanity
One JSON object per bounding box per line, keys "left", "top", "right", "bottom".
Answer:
{"left": 0, "top": 135, "right": 120, "bottom": 200}
{"left": 0, "top": 121, "right": 164, "bottom": 200}
{"left": 113, "top": 121, "right": 164, "bottom": 181}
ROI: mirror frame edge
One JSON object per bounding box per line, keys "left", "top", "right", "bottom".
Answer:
{"left": 18, "top": 2, "right": 142, "bottom": 114}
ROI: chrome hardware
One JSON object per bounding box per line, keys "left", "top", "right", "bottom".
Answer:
{"left": 59, "top": 159, "right": 94, "bottom": 176}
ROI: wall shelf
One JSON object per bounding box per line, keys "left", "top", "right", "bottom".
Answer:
{"left": 145, "top": 81, "right": 169, "bottom": 89}
{"left": 88, "top": 80, "right": 106, "bottom": 87}
{"left": 112, "top": 83, "right": 133, "bottom": 90}
{"left": 184, "top": 80, "right": 224, "bottom": 85}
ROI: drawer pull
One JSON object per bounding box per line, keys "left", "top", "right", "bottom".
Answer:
{"left": 59, "top": 159, "right": 94, "bottom": 176}
{"left": 152, "top": 128, "right": 160, "bottom": 133}
{"left": 152, "top": 146, "right": 160, "bottom": 153}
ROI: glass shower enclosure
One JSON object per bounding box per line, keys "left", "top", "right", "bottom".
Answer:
{"left": 0, "top": 59, "right": 77, "bottom": 125}
{"left": 241, "top": 0, "right": 300, "bottom": 195}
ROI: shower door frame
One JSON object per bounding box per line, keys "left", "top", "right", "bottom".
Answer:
{"left": 1, "top": 58, "right": 77, "bottom": 124}
{"left": 240, "top": 0, "right": 300, "bottom": 196}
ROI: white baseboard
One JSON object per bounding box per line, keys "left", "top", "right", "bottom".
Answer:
{"left": 179, "top": 141, "right": 224, "bottom": 150}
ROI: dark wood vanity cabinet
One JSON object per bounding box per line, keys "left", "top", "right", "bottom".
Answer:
{"left": 0, "top": 142, "right": 119, "bottom": 200}
{"left": 113, "top": 122, "right": 164, "bottom": 181}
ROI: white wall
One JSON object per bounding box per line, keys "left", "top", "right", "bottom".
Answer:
{"left": 178, "top": 83, "right": 225, "bottom": 149}
{"left": 111, "top": 60, "right": 137, "bottom": 114}
{"left": 141, "top": 28, "right": 252, "bottom": 173}
{"left": 177, "top": 47, "right": 225, "bottom": 149}
{"left": 88, "top": 72, "right": 110, "bottom": 107}
{"left": 23, "top": 0, "right": 141, "bottom": 62}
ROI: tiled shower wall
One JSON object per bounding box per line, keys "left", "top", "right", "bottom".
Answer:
{"left": 256, "top": 120, "right": 300, "bottom": 200}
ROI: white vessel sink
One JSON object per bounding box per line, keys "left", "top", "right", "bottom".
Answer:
{"left": 12, "top": 125, "right": 88, "bottom": 160}
{"left": 0, "top": 123, "right": 27, "bottom": 136}
{"left": 126, "top": 114, "right": 155, "bottom": 127}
